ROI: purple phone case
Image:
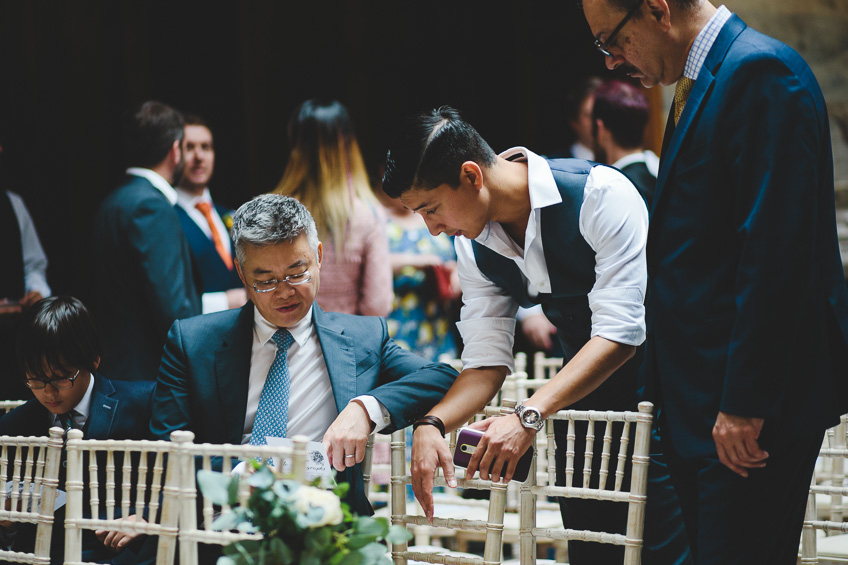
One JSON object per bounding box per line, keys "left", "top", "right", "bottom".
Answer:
{"left": 453, "top": 427, "right": 534, "bottom": 483}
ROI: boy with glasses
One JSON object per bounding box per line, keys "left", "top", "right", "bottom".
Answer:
{"left": 0, "top": 296, "right": 157, "bottom": 564}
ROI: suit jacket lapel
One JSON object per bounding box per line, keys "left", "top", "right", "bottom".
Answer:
{"left": 215, "top": 303, "right": 256, "bottom": 443}
{"left": 86, "top": 375, "right": 118, "bottom": 439}
{"left": 652, "top": 15, "right": 747, "bottom": 218}
{"left": 312, "top": 305, "right": 356, "bottom": 413}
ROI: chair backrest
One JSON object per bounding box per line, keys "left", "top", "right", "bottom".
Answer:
{"left": 390, "top": 404, "right": 517, "bottom": 565}
{"left": 169, "top": 431, "right": 310, "bottom": 565}
{"left": 362, "top": 432, "right": 392, "bottom": 509}
{"left": 518, "top": 402, "right": 654, "bottom": 565}
{"left": 63, "top": 430, "right": 179, "bottom": 565}
{"left": 0, "top": 428, "right": 64, "bottom": 565}
{"left": 533, "top": 352, "right": 562, "bottom": 381}
{"left": 800, "top": 415, "right": 848, "bottom": 564}
{"left": 0, "top": 401, "right": 28, "bottom": 416}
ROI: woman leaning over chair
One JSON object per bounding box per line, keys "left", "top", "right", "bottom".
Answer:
{"left": 273, "top": 99, "right": 392, "bottom": 316}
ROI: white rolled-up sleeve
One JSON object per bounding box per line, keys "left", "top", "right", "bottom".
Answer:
{"left": 454, "top": 237, "right": 518, "bottom": 372}
{"left": 579, "top": 166, "right": 648, "bottom": 346}
{"left": 8, "top": 191, "right": 51, "bottom": 297}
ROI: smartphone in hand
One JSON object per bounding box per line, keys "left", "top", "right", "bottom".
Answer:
{"left": 452, "top": 427, "right": 534, "bottom": 483}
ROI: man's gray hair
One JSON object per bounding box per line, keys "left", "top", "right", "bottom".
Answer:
{"left": 231, "top": 194, "right": 320, "bottom": 264}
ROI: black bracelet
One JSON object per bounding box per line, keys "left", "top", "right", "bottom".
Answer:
{"left": 412, "top": 415, "right": 446, "bottom": 437}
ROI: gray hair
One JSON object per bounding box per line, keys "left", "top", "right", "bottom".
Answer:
{"left": 231, "top": 194, "right": 320, "bottom": 264}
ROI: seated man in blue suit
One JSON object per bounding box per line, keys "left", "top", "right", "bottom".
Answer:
{"left": 0, "top": 296, "right": 157, "bottom": 564}
{"left": 150, "top": 194, "right": 458, "bottom": 516}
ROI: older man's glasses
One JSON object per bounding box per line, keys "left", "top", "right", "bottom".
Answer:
{"left": 252, "top": 270, "right": 313, "bottom": 293}
{"left": 25, "top": 369, "right": 81, "bottom": 390}
{"left": 594, "top": 0, "right": 644, "bottom": 57}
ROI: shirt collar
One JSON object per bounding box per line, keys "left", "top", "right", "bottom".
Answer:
{"left": 72, "top": 372, "right": 96, "bottom": 421}
{"left": 176, "top": 187, "right": 212, "bottom": 210}
{"left": 126, "top": 168, "right": 178, "bottom": 206}
{"left": 612, "top": 150, "right": 660, "bottom": 176}
{"left": 683, "top": 5, "right": 731, "bottom": 80}
{"left": 253, "top": 305, "right": 315, "bottom": 348}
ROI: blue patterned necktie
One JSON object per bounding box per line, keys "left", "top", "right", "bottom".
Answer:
{"left": 250, "top": 328, "right": 294, "bottom": 446}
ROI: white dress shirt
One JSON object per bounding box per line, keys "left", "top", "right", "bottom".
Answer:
{"left": 126, "top": 167, "right": 178, "bottom": 205}
{"left": 175, "top": 187, "right": 233, "bottom": 314}
{"left": 242, "top": 307, "right": 390, "bottom": 444}
{"left": 456, "top": 147, "right": 648, "bottom": 372}
{"left": 51, "top": 373, "right": 95, "bottom": 429}
{"left": 611, "top": 150, "right": 660, "bottom": 178}
{"left": 6, "top": 191, "right": 50, "bottom": 298}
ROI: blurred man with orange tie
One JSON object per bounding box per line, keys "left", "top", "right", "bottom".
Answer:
{"left": 176, "top": 115, "right": 246, "bottom": 313}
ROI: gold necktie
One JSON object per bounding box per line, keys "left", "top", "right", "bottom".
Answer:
{"left": 673, "top": 77, "right": 696, "bottom": 125}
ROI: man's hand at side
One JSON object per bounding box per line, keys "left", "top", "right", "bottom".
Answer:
{"left": 712, "top": 411, "right": 768, "bottom": 477}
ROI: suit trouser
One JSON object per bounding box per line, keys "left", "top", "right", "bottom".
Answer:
{"left": 663, "top": 429, "right": 822, "bottom": 565}
{"left": 554, "top": 420, "right": 693, "bottom": 565}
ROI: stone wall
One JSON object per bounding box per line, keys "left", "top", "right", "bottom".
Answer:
{"left": 729, "top": 0, "right": 848, "bottom": 271}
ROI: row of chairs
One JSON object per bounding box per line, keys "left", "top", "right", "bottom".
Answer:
{"left": 0, "top": 427, "right": 310, "bottom": 565}
{"left": 364, "top": 399, "right": 655, "bottom": 565}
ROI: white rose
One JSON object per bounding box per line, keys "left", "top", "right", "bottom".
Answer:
{"left": 292, "top": 486, "right": 344, "bottom": 528}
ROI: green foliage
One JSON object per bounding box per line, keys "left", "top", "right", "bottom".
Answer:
{"left": 197, "top": 464, "right": 411, "bottom": 565}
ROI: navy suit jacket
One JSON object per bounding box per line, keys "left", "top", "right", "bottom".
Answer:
{"left": 646, "top": 15, "right": 848, "bottom": 458}
{"left": 175, "top": 203, "right": 242, "bottom": 293}
{"left": 0, "top": 375, "right": 156, "bottom": 565}
{"left": 93, "top": 175, "right": 202, "bottom": 382}
{"left": 150, "top": 302, "right": 458, "bottom": 514}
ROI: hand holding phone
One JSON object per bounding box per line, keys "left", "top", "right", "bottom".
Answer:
{"left": 452, "top": 427, "right": 534, "bottom": 483}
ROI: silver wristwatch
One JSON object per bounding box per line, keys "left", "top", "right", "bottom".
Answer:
{"left": 514, "top": 404, "right": 544, "bottom": 431}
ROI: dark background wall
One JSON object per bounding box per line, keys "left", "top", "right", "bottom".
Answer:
{"left": 0, "top": 0, "right": 607, "bottom": 307}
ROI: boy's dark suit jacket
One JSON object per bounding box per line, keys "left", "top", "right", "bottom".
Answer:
{"left": 0, "top": 375, "right": 156, "bottom": 564}
{"left": 151, "top": 302, "right": 459, "bottom": 515}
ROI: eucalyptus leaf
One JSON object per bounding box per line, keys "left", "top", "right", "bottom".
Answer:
{"left": 216, "top": 557, "right": 238, "bottom": 565}
{"left": 247, "top": 465, "right": 275, "bottom": 489}
{"left": 385, "top": 525, "right": 413, "bottom": 544}
{"left": 359, "top": 542, "right": 391, "bottom": 564}
{"left": 354, "top": 516, "right": 387, "bottom": 538}
{"left": 211, "top": 510, "right": 241, "bottom": 532}
{"left": 347, "top": 533, "right": 377, "bottom": 549}
{"left": 197, "top": 470, "right": 236, "bottom": 506}
{"left": 268, "top": 537, "right": 294, "bottom": 565}
{"left": 338, "top": 551, "right": 365, "bottom": 565}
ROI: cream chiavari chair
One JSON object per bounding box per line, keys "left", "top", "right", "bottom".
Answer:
{"left": 533, "top": 352, "right": 562, "bottom": 381}
{"left": 0, "top": 427, "right": 64, "bottom": 565}
{"left": 800, "top": 416, "right": 848, "bottom": 564}
{"left": 390, "top": 404, "right": 527, "bottom": 565}
{"left": 170, "top": 430, "right": 309, "bottom": 565}
{"left": 0, "top": 401, "right": 27, "bottom": 416}
{"left": 63, "top": 429, "right": 178, "bottom": 565}
{"left": 517, "top": 402, "right": 654, "bottom": 565}
{"left": 363, "top": 432, "right": 393, "bottom": 510}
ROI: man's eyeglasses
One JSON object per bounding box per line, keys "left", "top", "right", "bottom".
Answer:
{"left": 594, "top": 0, "right": 644, "bottom": 57}
{"left": 252, "top": 270, "right": 313, "bottom": 293}
{"left": 25, "top": 369, "right": 81, "bottom": 390}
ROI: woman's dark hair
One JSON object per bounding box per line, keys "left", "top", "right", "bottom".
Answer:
{"left": 381, "top": 106, "right": 497, "bottom": 199}
{"left": 17, "top": 296, "right": 101, "bottom": 380}
{"left": 592, "top": 79, "right": 650, "bottom": 148}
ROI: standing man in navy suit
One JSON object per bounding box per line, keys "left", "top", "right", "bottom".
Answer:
{"left": 150, "top": 194, "right": 458, "bottom": 516}
{"left": 581, "top": 1, "right": 848, "bottom": 562}
{"left": 93, "top": 101, "right": 201, "bottom": 381}
{"left": 175, "top": 115, "right": 246, "bottom": 313}
{"left": 0, "top": 296, "right": 157, "bottom": 564}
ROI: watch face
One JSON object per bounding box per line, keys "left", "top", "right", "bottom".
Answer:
{"left": 523, "top": 411, "right": 540, "bottom": 425}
